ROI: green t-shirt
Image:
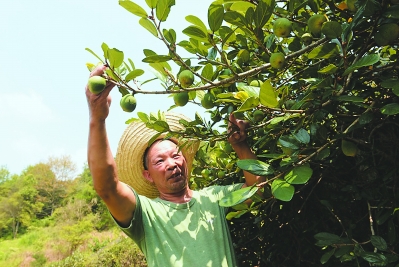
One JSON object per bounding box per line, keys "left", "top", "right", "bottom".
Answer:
{"left": 118, "top": 184, "right": 243, "bottom": 267}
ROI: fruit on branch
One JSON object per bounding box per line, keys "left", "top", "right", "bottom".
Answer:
{"left": 341, "top": 140, "right": 358, "bottom": 157}
{"left": 173, "top": 91, "right": 189, "bottom": 107}
{"left": 273, "top": 18, "right": 292, "bottom": 38}
{"left": 253, "top": 110, "right": 265, "bottom": 122}
{"left": 201, "top": 92, "right": 216, "bottom": 109}
{"left": 301, "top": 33, "right": 313, "bottom": 45}
{"left": 308, "top": 14, "right": 327, "bottom": 37}
{"left": 120, "top": 94, "right": 137, "bottom": 112}
{"left": 250, "top": 80, "right": 263, "bottom": 87}
{"left": 374, "top": 23, "right": 399, "bottom": 46}
{"left": 178, "top": 70, "right": 195, "bottom": 88}
{"left": 88, "top": 76, "right": 106, "bottom": 94}
{"left": 270, "top": 52, "right": 285, "bottom": 69}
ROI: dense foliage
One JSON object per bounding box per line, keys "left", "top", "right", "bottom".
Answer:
{"left": 85, "top": 0, "right": 399, "bottom": 265}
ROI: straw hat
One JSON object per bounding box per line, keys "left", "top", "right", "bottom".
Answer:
{"left": 115, "top": 112, "right": 199, "bottom": 199}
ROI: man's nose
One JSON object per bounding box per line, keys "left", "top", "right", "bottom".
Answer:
{"left": 166, "top": 158, "right": 177, "bottom": 169}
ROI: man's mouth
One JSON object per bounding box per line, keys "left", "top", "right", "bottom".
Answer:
{"left": 169, "top": 171, "right": 182, "bottom": 180}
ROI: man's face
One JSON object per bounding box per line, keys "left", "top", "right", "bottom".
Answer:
{"left": 143, "top": 140, "right": 188, "bottom": 194}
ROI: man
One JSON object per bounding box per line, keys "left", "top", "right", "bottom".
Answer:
{"left": 86, "top": 65, "right": 264, "bottom": 266}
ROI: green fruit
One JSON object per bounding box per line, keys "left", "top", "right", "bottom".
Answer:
{"left": 178, "top": 70, "right": 195, "bottom": 88}
{"left": 173, "top": 92, "right": 189, "bottom": 107}
{"left": 374, "top": 23, "right": 399, "bottom": 46}
{"left": 201, "top": 169, "right": 210, "bottom": 178}
{"left": 270, "top": 52, "right": 285, "bottom": 69}
{"left": 201, "top": 92, "right": 215, "bottom": 109}
{"left": 120, "top": 94, "right": 137, "bottom": 112}
{"left": 253, "top": 110, "right": 265, "bottom": 122}
{"left": 250, "top": 80, "right": 263, "bottom": 87}
{"left": 321, "top": 21, "right": 343, "bottom": 39}
{"left": 342, "top": 140, "right": 357, "bottom": 157}
{"left": 217, "top": 171, "right": 226, "bottom": 179}
{"left": 88, "top": 76, "right": 106, "bottom": 94}
{"left": 301, "top": 33, "right": 313, "bottom": 45}
{"left": 308, "top": 14, "right": 327, "bottom": 37}
{"left": 273, "top": 18, "right": 292, "bottom": 38}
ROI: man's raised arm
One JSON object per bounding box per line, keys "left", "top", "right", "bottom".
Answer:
{"left": 86, "top": 65, "right": 136, "bottom": 227}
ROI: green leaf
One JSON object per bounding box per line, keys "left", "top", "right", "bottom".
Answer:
{"left": 381, "top": 103, "right": 399, "bottom": 115}
{"left": 107, "top": 48, "right": 124, "bottom": 68}
{"left": 145, "top": 0, "right": 158, "bottom": 8}
{"left": 314, "top": 232, "right": 342, "bottom": 246}
{"left": 219, "top": 186, "right": 259, "bottom": 207}
{"left": 142, "top": 55, "right": 172, "bottom": 63}
{"left": 147, "top": 120, "right": 170, "bottom": 132}
{"left": 182, "top": 26, "right": 208, "bottom": 41}
{"left": 237, "top": 97, "right": 259, "bottom": 112}
{"left": 237, "top": 159, "right": 275, "bottom": 176}
{"left": 384, "top": 4, "right": 399, "bottom": 19}
{"left": 320, "top": 249, "right": 336, "bottom": 264}
{"left": 336, "top": 95, "right": 364, "bottom": 103}
{"left": 343, "top": 54, "right": 380, "bottom": 76}
{"left": 156, "top": 0, "right": 172, "bottom": 21}
{"left": 125, "top": 69, "right": 145, "bottom": 81}
{"left": 119, "top": 0, "right": 148, "bottom": 18}
{"left": 370, "top": 235, "right": 388, "bottom": 251}
{"left": 163, "top": 29, "right": 176, "bottom": 44}
{"left": 284, "top": 164, "right": 313, "bottom": 185}
{"left": 101, "top": 42, "right": 109, "bottom": 59}
{"left": 279, "top": 135, "right": 300, "bottom": 149}
{"left": 85, "top": 48, "right": 104, "bottom": 64}
{"left": 208, "top": 2, "right": 224, "bottom": 32}
{"left": 317, "top": 64, "right": 338, "bottom": 74}
{"left": 361, "top": 252, "right": 388, "bottom": 265}
{"left": 321, "top": 21, "right": 342, "bottom": 39}
{"left": 139, "top": 18, "right": 158, "bottom": 37}
{"left": 308, "top": 43, "right": 339, "bottom": 59}
{"left": 293, "top": 129, "right": 310, "bottom": 144}
{"left": 186, "top": 15, "right": 208, "bottom": 34}
{"left": 254, "top": 0, "right": 274, "bottom": 28}
{"left": 271, "top": 179, "right": 294, "bottom": 201}
{"left": 224, "top": 11, "right": 247, "bottom": 28}
{"left": 201, "top": 63, "right": 214, "bottom": 82}
{"left": 259, "top": 80, "right": 278, "bottom": 108}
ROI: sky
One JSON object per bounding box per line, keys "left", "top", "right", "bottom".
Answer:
{"left": 0, "top": 0, "right": 213, "bottom": 176}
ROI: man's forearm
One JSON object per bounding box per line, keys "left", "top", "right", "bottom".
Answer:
{"left": 88, "top": 119, "right": 118, "bottom": 196}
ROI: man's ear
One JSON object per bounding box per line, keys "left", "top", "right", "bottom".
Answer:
{"left": 142, "top": 170, "right": 154, "bottom": 183}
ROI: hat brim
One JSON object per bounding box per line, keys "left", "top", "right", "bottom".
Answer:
{"left": 115, "top": 113, "right": 199, "bottom": 199}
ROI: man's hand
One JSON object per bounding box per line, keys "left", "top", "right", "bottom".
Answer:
{"left": 227, "top": 113, "right": 250, "bottom": 146}
{"left": 86, "top": 65, "right": 116, "bottom": 122}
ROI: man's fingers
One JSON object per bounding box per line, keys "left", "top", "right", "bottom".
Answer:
{"left": 89, "top": 64, "right": 107, "bottom": 78}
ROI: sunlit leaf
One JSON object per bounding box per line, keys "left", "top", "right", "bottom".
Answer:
{"left": 201, "top": 63, "right": 214, "bottom": 82}
{"left": 259, "top": 80, "right": 278, "bottom": 108}
{"left": 308, "top": 43, "right": 339, "bottom": 59}
{"left": 119, "top": 0, "right": 148, "bottom": 17}
{"left": 145, "top": 0, "right": 157, "bottom": 8}
{"left": 208, "top": 2, "right": 224, "bottom": 32}
{"left": 237, "top": 159, "right": 275, "bottom": 176}
{"left": 237, "top": 97, "right": 259, "bottom": 112}
{"left": 156, "top": 0, "right": 172, "bottom": 21}
{"left": 317, "top": 64, "right": 338, "bottom": 74}
{"left": 107, "top": 48, "right": 124, "bottom": 68}
{"left": 219, "top": 186, "right": 259, "bottom": 207}
{"left": 271, "top": 179, "right": 294, "bottom": 201}
{"left": 343, "top": 54, "right": 380, "bottom": 76}
{"left": 284, "top": 164, "right": 313, "bottom": 185}
{"left": 125, "top": 69, "right": 145, "bottom": 81}
{"left": 139, "top": 18, "right": 158, "bottom": 37}
{"left": 142, "top": 55, "right": 172, "bottom": 63}
{"left": 182, "top": 26, "right": 208, "bottom": 41}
